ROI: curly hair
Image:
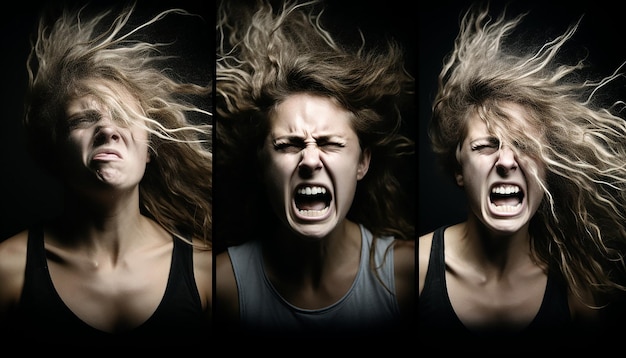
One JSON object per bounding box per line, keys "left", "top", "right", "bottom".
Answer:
{"left": 215, "top": 0, "right": 414, "bottom": 252}
{"left": 24, "top": 2, "right": 212, "bottom": 248}
{"left": 431, "top": 2, "right": 626, "bottom": 304}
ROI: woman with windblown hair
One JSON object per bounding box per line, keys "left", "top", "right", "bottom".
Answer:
{"left": 419, "top": 2, "right": 626, "bottom": 349}
{"left": 0, "top": 2, "right": 212, "bottom": 345}
{"left": 214, "top": 0, "right": 415, "bottom": 338}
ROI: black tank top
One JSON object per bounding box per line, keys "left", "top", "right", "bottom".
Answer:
{"left": 10, "top": 226, "right": 209, "bottom": 346}
{"left": 419, "top": 226, "right": 572, "bottom": 346}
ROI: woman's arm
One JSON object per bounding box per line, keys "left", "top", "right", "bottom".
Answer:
{"left": 0, "top": 231, "right": 28, "bottom": 323}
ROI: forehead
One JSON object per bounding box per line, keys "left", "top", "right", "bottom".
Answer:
{"left": 269, "top": 93, "right": 354, "bottom": 134}
{"left": 466, "top": 102, "right": 540, "bottom": 140}
{"left": 65, "top": 78, "right": 145, "bottom": 123}
{"left": 65, "top": 77, "right": 141, "bottom": 114}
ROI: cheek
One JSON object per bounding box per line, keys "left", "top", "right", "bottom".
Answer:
{"left": 461, "top": 157, "right": 488, "bottom": 179}
{"left": 330, "top": 156, "right": 361, "bottom": 199}
{"left": 521, "top": 158, "right": 546, "bottom": 192}
{"left": 131, "top": 141, "right": 150, "bottom": 164}
{"left": 526, "top": 171, "right": 546, "bottom": 205}
{"left": 130, "top": 129, "right": 151, "bottom": 160}
{"left": 329, "top": 149, "right": 360, "bottom": 173}
{"left": 459, "top": 160, "right": 490, "bottom": 200}
{"left": 461, "top": 175, "right": 482, "bottom": 203}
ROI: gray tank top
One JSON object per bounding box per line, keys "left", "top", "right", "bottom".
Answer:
{"left": 227, "top": 224, "right": 401, "bottom": 336}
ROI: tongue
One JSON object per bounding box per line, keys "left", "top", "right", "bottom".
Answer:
{"left": 492, "top": 197, "right": 520, "bottom": 206}
{"left": 296, "top": 199, "right": 327, "bottom": 211}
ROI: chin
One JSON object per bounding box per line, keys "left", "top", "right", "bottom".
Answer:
{"left": 484, "top": 219, "right": 529, "bottom": 236}
{"left": 295, "top": 226, "right": 331, "bottom": 241}
{"left": 286, "top": 220, "right": 332, "bottom": 241}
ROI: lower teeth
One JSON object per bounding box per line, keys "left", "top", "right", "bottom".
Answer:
{"left": 492, "top": 203, "right": 521, "bottom": 212}
{"left": 298, "top": 207, "right": 329, "bottom": 216}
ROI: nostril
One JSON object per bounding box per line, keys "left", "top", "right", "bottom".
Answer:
{"left": 298, "top": 163, "right": 313, "bottom": 177}
{"left": 496, "top": 160, "right": 517, "bottom": 175}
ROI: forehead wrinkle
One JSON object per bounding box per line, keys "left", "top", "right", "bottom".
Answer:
{"left": 272, "top": 121, "right": 342, "bottom": 139}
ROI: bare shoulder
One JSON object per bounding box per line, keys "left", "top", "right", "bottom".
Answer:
{"left": 0, "top": 230, "right": 29, "bottom": 279}
{"left": 214, "top": 249, "right": 239, "bottom": 326}
{"left": 393, "top": 238, "right": 415, "bottom": 318}
{"left": 215, "top": 250, "right": 235, "bottom": 291}
{"left": 418, "top": 231, "right": 434, "bottom": 259}
{"left": 0, "top": 230, "right": 29, "bottom": 314}
{"left": 418, "top": 230, "right": 435, "bottom": 296}
{"left": 393, "top": 238, "right": 415, "bottom": 271}
{"left": 392, "top": 238, "right": 415, "bottom": 285}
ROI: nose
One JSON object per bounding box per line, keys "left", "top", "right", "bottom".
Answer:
{"left": 94, "top": 117, "right": 121, "bottom": 143}
{"left": 495, "top": 145, "right": 517, "bottom": 176}
{"left": 298, "top": 143, "right": 323, "bottom": 177}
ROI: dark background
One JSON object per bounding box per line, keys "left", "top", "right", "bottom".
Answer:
{"left": 418, "top": 0, "right": 626, "bottom": 236}
{"left": 0, "top": 0, "right": 212, "bottom": 241}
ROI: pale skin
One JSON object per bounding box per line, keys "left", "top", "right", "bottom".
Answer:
{"left": 216, "top": 93, "right": 414, "bottom": 324}
{"left": 0, "top": 78, "right": 211, "bottom": 333}
{"left": 418, "top": 102, "right": 596, "bottom": 333}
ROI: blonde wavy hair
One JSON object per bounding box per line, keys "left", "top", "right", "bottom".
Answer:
{"left": 24, "top": 2, "right": 212, "bottom": 248}
{"left": 431, "top": 3, "right": 626, "bottom": 304}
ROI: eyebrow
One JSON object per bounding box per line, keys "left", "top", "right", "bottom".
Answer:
{"left": 272, "top": 134, "right": 344, "bottom": 141}
{"left": 67, "top": 109, "right": 102, "bottom": 122}
{"left": 469, "top": 136, "right": 499, "bottom": 144}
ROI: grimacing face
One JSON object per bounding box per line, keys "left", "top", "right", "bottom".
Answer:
{"left": 455, "top": 102, "right": 546, "bottom": 235}
{"left": 260, "top": 93, "right": 371, "bottom": 240}
{"left": 61, "top": 78, "right": 151, "bottom": 196}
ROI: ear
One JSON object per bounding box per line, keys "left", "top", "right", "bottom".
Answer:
{"left": 454, "top": 144, "right": 463, "bottom": 187}
{"left": 357, "top": 148, "right": 371, "bottom": 180}
{"left": 455, "top": 171, "right": 464, "bottom": 187}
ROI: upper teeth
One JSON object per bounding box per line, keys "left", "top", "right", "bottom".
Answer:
{"left": 297, "top": 186, "right": 327, "bottom": 195}
{"left": 491, "top": 185, "right": 520, "bottom": 195}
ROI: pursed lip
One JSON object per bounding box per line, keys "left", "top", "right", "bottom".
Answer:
{"left": 90, "top": 147, "right": 122, "bottom": 161}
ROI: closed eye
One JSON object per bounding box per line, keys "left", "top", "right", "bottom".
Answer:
{"left": 472, "top": 144, "right": 497, "bottom": 150}
{"left": 318, "top": 142, "right": 344, "bottom": 153}
{"left": 273, "top": 141, "right": 304, "bottom": 153}
{"left": 471, "top": 137, "right": 499, "bottom": 154}
{"left": 67, "top": 110, "right": 102, "bottom": 130}
{"left": 272, "top": 136, "right": 346, "bottom": 153}
{"left": 317, "top": 139, "right": 345, "bottom": 148}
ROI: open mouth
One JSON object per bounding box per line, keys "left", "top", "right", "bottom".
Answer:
{"left": 489, "top": 184, "right": 524, "bottom": 212}
{"left": 294, "top": 185, "right": 331, "bottom": 217}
